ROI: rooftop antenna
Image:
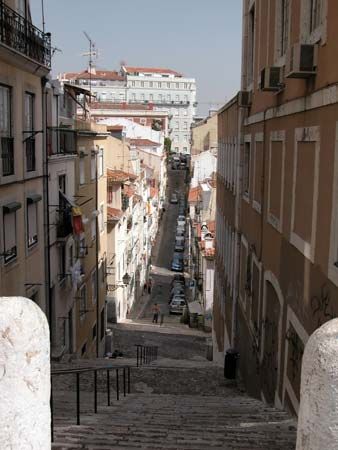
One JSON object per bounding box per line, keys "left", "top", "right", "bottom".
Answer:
{"left": 82, "top": 31, "right": 98, "bottom": 103}
{"left": 41, "top": 0, "right": 45, "bottom": 33}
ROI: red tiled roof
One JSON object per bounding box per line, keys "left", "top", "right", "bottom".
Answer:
{"left": 124, "top": 66, "right": 182, "bottom": 77}
{"left": 90, "top": 102, "right": 154, "bottom": 111}
{"left": 188, "top": 186, "right": 201, "bottom": 203}
{"left": 107, "top": 169, "right": 137, "bottom": 182}
{"left": 130, "top": 139, "right": 160, "bottom": 147}
{"left": 107, "top": 207, "right": 123, "bottom": 221}
{"left": 64, "top": 70, "right": 124, "bottom": 81}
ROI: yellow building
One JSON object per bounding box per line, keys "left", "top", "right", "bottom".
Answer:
{"left": 0, "top": 0, "right": 51, "bottom": 311}
{"left": 191, "top": 112, "right": 218, "bottom": 156}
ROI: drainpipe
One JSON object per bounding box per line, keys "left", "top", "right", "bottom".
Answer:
{"left": 95, "top": 149, "right": 100, "bottom": 358}
{"left": 41, "top": 76, "right": 52, "bottom": 348}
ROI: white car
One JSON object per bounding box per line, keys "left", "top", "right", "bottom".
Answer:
{"left": 177, "top": 220, "right": 186, "bottom": 228}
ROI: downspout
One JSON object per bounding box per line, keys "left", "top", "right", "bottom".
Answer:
{"left": 41, "top": 76, "right": 52, "bottom": 348}
{"left": 95, "top": 149, "right": 100, "bottom": 358}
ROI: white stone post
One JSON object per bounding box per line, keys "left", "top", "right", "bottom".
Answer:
{"left": 0, "top": 297, "right": 50, "bottom": 449}
{"left": 296, "top": 318, "right": 338, "bottom": 450}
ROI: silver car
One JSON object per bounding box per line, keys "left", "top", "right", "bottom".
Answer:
{"left": 169, "top": 297, "right": 186, "bottom": 314}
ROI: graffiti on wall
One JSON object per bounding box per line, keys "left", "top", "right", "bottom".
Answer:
{"left": 285, "top": 325, "right": 304, "bottom": 382}
{"left": 310, "top": 283, "right": 335, "bottom": 329}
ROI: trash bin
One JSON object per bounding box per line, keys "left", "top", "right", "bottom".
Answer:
{"left": 224, "top": 348, "right": 239, "bottom": 379}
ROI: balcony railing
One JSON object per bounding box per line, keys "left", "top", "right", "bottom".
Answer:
{"left": 0, "top": 1, "right": 51, "bottom": 68}
{"left": 25, "top": 137, "right": 35, "bottom": 171}
{"left": 1, "top": 136, "right": 14, "bottom": 176}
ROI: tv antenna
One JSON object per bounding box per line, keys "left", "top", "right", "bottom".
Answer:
{"left": 82, "top": 31, "right": 98, "bottom": 102}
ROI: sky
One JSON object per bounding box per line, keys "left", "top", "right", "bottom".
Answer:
{"left": 30, "top": 0, "right": 243, "bottom": 116}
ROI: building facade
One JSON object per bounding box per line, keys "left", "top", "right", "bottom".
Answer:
{"left": 191, "top": 111, "right": 218, "bottom": 156}
{"left": 214, "top": 0, "right": 338, "bottom": 416}
{"left": 0, "top": 0, "right": 51, "bottom": 312}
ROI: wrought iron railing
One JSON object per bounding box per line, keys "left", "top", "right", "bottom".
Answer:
{"left": 51, "top": 365, "right": 131, "bottom": 442}
{"left": 1, "top": 136, "right": 14, "bottom": 176}
{"left": 25, "top": 137, "right": 35, "bottom": 171}
{"left": 135, "top": 345, "right": 158, "bottom": 367}
{"left": 0, "top": 1, "right": 51, "bottom": 68}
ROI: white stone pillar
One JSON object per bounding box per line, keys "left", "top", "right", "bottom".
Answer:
{"left": 0, "top": 297, "right": 50, "bottom": 449}
{"left": 296, "top": 318, "right": 338, "bottom": 450}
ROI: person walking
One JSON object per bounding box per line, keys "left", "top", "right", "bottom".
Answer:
{"left": 152, "top": 303, "right": 160, "bottom": 324}
{"left": 160, "top": 311, "right": 165, "bottom": 326}
{"left": 148, "top": 278, "right": 153, "bottom": 294}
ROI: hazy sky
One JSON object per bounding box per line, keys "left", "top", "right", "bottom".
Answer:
{"left": 30, "top": 0, "right": 243, "bottom": 116}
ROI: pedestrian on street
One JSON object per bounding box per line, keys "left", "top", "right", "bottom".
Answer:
{"left": 152, "top": 303, "right": 160, "bottom": 323}
{"left": 148, "top": 278, "right": 152, "bottom": 294}
{"left": 160, "top": 312, "right": 164, "bottom": 326}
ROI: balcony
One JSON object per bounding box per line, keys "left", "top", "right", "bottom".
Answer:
{"left": 0, "top": 2, "right": 51, "bottom": 69}
{"left": 1, "top": 136, "right": 14, "bottom": 176}
{"left": 25, "top": 137, "right": 35, "bottom": 171}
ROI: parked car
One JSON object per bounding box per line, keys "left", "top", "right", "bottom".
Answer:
{"left": 173, "top": 251, "right": 184, "bottom": 260}
{"left": 170, "top": 286, "right": 185, "bottom": 299}
{"left": 177, "top": 215, "right": 186, "bottom": 221}
{"left": 179, "top": 162, "right": 187, "bottom": 170}
{"left": 171, "top": 280, "right": 185, "bottom": 290}
{"left": 170, "top": 193, "right": 178, "bottom": 204}
{"left": 177, "top": 219, "right": 186, "bottom": 228}
{"left": 174, "top": 241, "right": 185, "bottom": 252}
{"left": 176, "top": 229, "right": 185, "bottom": 239}
{"left": 169, "top": 297, "right": 186, "bottom": 314}
{"left": 171, "top": 258, "right": 184, "bottom": 272}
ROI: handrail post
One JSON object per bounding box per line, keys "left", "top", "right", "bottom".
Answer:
{"left": 136, "top": 345, "right": 139, "bottom": 367}
{"left": 51, "top": 383, "right": 54, "bottom": 443}
{"left": 94, "top": 370, "right": 97, "bottom": 413}
{"left": 107, "top": 370, "right": 111, "bottom": 406}
{"left": 123, "top": 368, "right": 126, "bottom": 397}
{"left": 116, "top": 368, "right": 119, "bottom": 401}
{"left": 76, "top": 372, "right": 80, "bottom": 425}
{"left": 128, "top": 367, "right": 131, "bottom": 394}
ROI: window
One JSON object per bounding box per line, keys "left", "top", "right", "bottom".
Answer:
{"left": 183, "top": 109, "right": 187, "bottom": 116}
{"left": 183, "top": 122, "right": 188, "bottom": 130}
{"left": 175, "top": 95, "right": 179, "bottom": 102}
{"left": 108, "top": 186, "right": 113, "bottom": 203}
{"left": 158, "top": 82, "right": 162, "bottom": 88}
{"left": 176, "top": 83, "right": 179, "bottom": 89}
{"left": 141, "top": 94, "right": 145, "bottom": 101}
{"left": 3, "top": 204, "right": 20, "bottom": 263}
{"left": 131, "top": 81, "right": 135, "bottom": 87}
{"left": 91, "top": 270, "right": 97, "bottom": 304}
{"left": 58, "top": 174, "right": 66, "bottom": 194}
{"left": 98, "top": 148, "right": 104, "bottom": 177}
{"left": 184, "top": 95, "right": 188, "bottom": 102}
{"left": 0, "top": 85, "right": 11, "bottom": 137}
{"left": 175, "top": 147, "right": 179, "bottom": 152}
{"left": 141, "top": 81, "right": 144, "bottom": 87}
{"left": 174, "top": 135, "right": 179, "bottom": 142}
{"left": 183, "top": 147, "right": 188, "bottom": 153}
{"left": 184, "top": 83, "right": 188, "bottom": 89}
{"left": 175, "top": 121, "right": 179, "bottom": 131}
{"left": 24, "top": 93, "right": 35, "bottom": 172}
{"left": 27, "top": 201, "right": 38, "bottom": 248}
{"left": 167, "top": 94, "right": 171, "bottom": 102}
{"left": 149, "top": 81, "right": 153, "bottom": 87}
{"left": 79, "top": 284, "right": 87, "bottom": 320}
{"left": 100, "top": 308, "right": 105, "bottom": 340}
{"left": 149, "top": 94, "right": 153, "bottom": 101}
{"left": 132, "top": 93, "right": 136, "bottom": 101}
{"left": 92, "top": 323, "right": 97, "bottom": 341}
{"left": 79, "top": 158, "right": 85, "bottom": 185}
{"left": 243, "top": 142, "right": 251, "bottom": 195}
{"left": 310, "top": 0, "right": 322, "bottom": 32}
{"left": 100, "top": 203, "right": 104, "bottom": 232}
{"left": 158, "top": 94, "right": 162, "bottom": 102}
{"left": 280, "top": 0, "right": 290, "bottom": 55}
{"left": 17, "top": 0, "right": 26, "bottom": 16}
{"left": 91, "top": 154, "right": 96, "bottom": 180}
{"left": 184, "top": 135, "right": 188, "bottom": 142}
{"left": 247, "top": 5, "right": 255, "bottom": 85}
{"left": 68, "top": 243, "right": 73, "bottom": 269}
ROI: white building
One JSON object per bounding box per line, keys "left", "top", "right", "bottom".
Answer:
{"left": 122, "top": 66, "right": 196, "bottom": 154}
{"left": 191, "top": 150, "right": 217, "bottom": 188}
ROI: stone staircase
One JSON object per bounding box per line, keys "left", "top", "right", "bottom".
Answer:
{"left": 52, "top": 360, "right": 297, "bottom": 449}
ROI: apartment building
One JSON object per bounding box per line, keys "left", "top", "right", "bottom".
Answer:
{"left": 214, "top": 0, "right": 338, "bottom": 415}
{"left": 0, "top": 0, "right": 51, "bottom": 311}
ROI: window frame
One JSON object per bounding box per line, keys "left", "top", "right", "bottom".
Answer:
{"left": 3, "top": 208, "right": 18, "bottom": 263}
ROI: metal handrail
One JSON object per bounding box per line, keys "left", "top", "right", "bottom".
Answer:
{"left": 51, "top": 364, "right": 131, "bottom": 442}
{"left": 135, "top": 345, "right": 158, "bottom": 367}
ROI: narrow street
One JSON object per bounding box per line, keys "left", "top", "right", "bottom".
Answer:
{"left": 130, "top": 166, "right": 189, "bottom": 326}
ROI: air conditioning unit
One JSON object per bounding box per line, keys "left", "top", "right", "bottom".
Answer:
{"left": 260, "top": 67, "right": 282, "bottom": 91}
{"left": 238, "top": 91, "right": 252, "bottom": 107}
{"left": 286, "top": 43, "right": 318, "bottom": 78}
